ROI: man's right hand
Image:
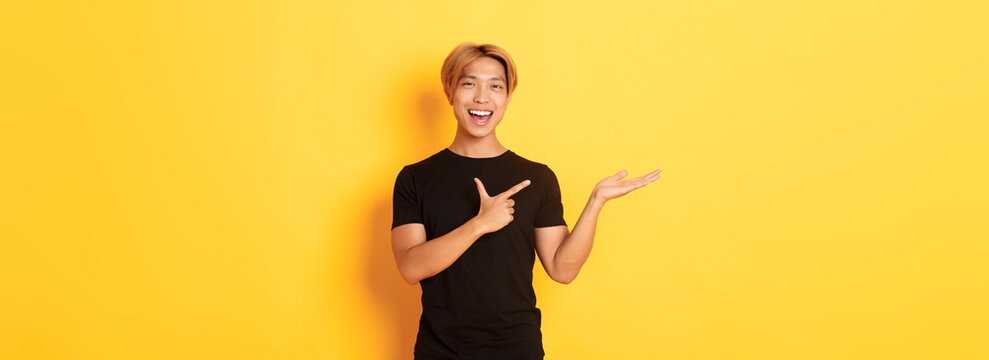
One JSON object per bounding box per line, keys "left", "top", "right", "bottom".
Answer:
{"left": 472, "top": 178, "right": 531, "bottom": 234}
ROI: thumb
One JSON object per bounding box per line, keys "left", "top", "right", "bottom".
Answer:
{"left": 612, "top": 169, "right": 628, "bottom": 180}
{"left": 474, "top": 177, "right": 490, "bottom": 198}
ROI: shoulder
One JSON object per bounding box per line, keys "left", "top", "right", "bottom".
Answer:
{"left": 397, "top": 148, "right": 450, "bottom": 176}
{"left": 509, "top": 151, "right": 554, "bottom": 173}
{"left": 508, "top": 151, "right": 561, "bottom": 187}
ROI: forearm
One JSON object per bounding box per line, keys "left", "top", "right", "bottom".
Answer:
{"left": 553, "top": 191, "right": 606, "bottom": 283}
{"left": 401, "top": 218, "right": 485, "bottom": 284}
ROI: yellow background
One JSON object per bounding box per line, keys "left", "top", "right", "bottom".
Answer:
{"left": 2, "top": 0, "right": 987, "bottom": 359}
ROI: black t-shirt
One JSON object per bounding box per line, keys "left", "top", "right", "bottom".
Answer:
{"left": 392, "top": 148, "right": 567, "bottom": 359}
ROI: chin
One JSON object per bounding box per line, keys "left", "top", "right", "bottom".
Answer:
{"left": 459, "top": 120, "right": 498, "bottom": 136}
{"left": 466, "top": 128, "right": 493, "bottom": 138}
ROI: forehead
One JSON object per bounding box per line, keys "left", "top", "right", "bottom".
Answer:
{"left": 459, "top": 56, "right": 506, "bottom": 81}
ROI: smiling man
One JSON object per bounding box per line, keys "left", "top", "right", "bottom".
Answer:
{"left": 391, "top": 42, "right": 661, "bottom": 359}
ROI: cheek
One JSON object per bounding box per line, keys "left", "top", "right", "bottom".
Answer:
{"left": 496, "top": 100, "right": 508, "bottom": 113}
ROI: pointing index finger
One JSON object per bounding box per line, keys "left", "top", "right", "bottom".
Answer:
{"left": 499, "top": 179, "right": 532, "bottom": 198}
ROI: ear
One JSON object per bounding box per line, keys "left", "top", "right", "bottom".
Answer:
{"left": 506, "top": 94, "right": 512, "bottom": 106}
{"left": 446, "top": 91, "right": 453, "bottom": 106}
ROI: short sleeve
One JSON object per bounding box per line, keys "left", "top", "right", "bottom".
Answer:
{"left": 392, "top": 166, "right": 423, "bottom": 229}
{"left": 534, "top": 165, "right": 567, "bottom": 228}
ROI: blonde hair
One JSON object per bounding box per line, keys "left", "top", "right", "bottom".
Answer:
{"left": 440, "top": 42, "right": 518, "bottom": 100}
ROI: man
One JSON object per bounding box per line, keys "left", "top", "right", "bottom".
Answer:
{"left": 391, "top": 42, "right": 661, "bottom": 359}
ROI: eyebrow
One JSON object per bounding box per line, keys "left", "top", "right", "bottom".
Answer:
{"left": 461, "top": 75, "right": 506, "bottom": 82}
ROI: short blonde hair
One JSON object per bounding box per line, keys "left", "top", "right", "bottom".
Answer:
{"left": 440, "top": 42, "right": 518, "bottom": 100}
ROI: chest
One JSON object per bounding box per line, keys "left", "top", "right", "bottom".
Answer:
{"left": 419, "top": 170, "right": 542, "bottom": 239}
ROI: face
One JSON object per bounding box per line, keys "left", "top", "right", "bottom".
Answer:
{"left": 448, "top": 56, "right": 512, "bottom": 138}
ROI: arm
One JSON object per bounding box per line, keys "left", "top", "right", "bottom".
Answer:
{"left": 391, "top": 178, "right": 532, "bottom": 285}
{"left": 391, "top": 220, "right": 485, "bottom": 285}
{"left": 536, "top": 168, "right": 662, "bottom": 284}
{"left": 535, "top": 193, "right": 604, "bottom": 284}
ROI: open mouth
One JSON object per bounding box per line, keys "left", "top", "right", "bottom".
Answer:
{"left": 468, "top": 109, "right": 492, "bottom": 125}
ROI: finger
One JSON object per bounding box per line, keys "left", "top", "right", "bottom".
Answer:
{"left": 635, "top": 176, "right": 656, "bottom": 185}
{"left": 507, "top": 199, "right": 515, "bottom": 206}
{"left": 644, "top": 171, "right": 661, "bottom": 181}
{"left": 631, "top": 169, "right": 661, "bottom": 182}
{"left": 508, "top": 207, "right": 515, "bottom": 214}
{"left": 634, "top": 176, "right": 660, "bottom": 188}
{"left": 499, "top": 179, "right": 531, "bottom": 198}
{"left": 474, "top": 177, "right": 490, "bottom": 198}
{"left": 624, "top": 179, "right": 650, "bottom": 190}
{"left": 624, "top": 181, "right": 642, "bottom": 190}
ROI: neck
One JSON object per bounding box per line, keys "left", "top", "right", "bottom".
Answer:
{"left": 448, "top": 127, "right": 507, "bottom": 158}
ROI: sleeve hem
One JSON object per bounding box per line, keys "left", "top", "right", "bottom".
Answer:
{"left": 391, "top": 221, "right": 424, "bottom": 230}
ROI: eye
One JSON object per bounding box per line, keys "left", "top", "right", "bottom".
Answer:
{"left": 492, "top": 84, "right": 502, "bottom": 89}
{"left": 462, "top": 82, "right": 474, "bottom": 86}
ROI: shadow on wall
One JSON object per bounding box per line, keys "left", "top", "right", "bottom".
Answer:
{"left": 364, "top": 71, "right": 449, "bottom": 360}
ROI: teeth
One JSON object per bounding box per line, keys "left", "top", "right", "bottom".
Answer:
{"left": 469, "top": 110, "right": 492, "bottom": 116}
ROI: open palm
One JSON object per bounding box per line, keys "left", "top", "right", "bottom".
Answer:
{"left": 594, "top": 169, "right": 662, "bottom": 201}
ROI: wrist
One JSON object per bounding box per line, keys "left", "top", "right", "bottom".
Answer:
{"left": 467, "top": 217, "right": 488, "bottom": 237}
{"left": 591, "top": 188, "right": 608, "bottom": 205}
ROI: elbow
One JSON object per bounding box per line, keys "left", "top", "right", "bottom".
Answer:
{"left": 397, "top": 264, "right": 422, "bottom": 285}
{"left": 550, "top": 261, "right": 579, "bottom": 284}
{"left": 402, "top": 272, "right": 419, "bottom": 285}
{"left": 399, "top": 264, "right": 434, "bottom": 285}
{"left": 552, "top": 271, "right": 577, "bottom": 285}
{"left": 400, "top": 270, "right": 422, "bottom": 285}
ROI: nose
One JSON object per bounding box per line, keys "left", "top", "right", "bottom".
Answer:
{"left": 473, "top": 87, "right": 489, "bottom": 104}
